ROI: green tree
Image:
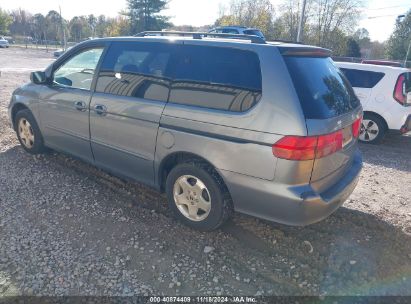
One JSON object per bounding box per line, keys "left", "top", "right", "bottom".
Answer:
{"left": 69, "top": 16, "right": 86, "bottom": 41}
{"left": 33, "top": 13, "right": 47, "bottom": 43}
{"left": 0, "top": 7, "right": 12, "bottom": 35}
{"left": 87, "top": 14, "right": 97, "bottom": 37}
{"left": 387, "top": 10, "right": 411, "bottom": 62}
{"left": 345, "top": 37, "right": 361, "bottom": 57}
{"left": 95, "top": 15, "right": 107, "bottom": 37}
{"left": 46, "top": 10, "right": 62, "bottom": 41}
{"left": 127, "top": 0, "right": 171, "bottom": 34}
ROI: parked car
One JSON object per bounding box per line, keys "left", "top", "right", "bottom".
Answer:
{"left": 336, "top": 62, "right": 411, "bottom": 143}
{"left": 0, "top": 36, "right": 10, "bottom": 48}
{"left": 209, "top": 26, "right": 265, "bottom": 39}
{"left": 3, "top": 36, "right": 14, "bottom": 44}
{"left": 54, "top": 46, "right": 73, "bottom": 58}
{"left": 9, "top": 33, "right": 362, "bottom": 230}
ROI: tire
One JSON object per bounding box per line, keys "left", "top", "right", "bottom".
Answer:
{"left": 14, "top": 109, "right": 46, "bottom": 154}
{"left": 165, "top": 161, "right": 233, "bottom": 231}
{"left": 359, "top": 113, "right": 387, "bottom": 144}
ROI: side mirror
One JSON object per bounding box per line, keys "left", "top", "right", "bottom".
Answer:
{"left": 30, "top": 71, "right": 47, "bottom": 84}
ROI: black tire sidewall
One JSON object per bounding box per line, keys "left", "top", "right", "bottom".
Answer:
{"left": 165, "top": 163, "right": 227, "bottom": 231}
{"left": 361, "top": 114, "right": 386, "bottom": 144}
{"left": 14, "top": 109, "right": 45, "bottom": 154}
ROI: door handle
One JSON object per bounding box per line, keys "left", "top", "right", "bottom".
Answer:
{"left": 94, "top": 104, "right": 107, "bottom": 116}
{"left": 74, "top": 101, "right": 87, "bottom": 111}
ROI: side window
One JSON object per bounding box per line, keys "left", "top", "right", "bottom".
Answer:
{"left": 168, "top": 45, "right": 262, "bottom": 112}
{"left": 95, "top": 42, "right": 172, "bottom": 101}
{"left": 222, "top": 29, "right": 239, "bottom": 34}
{"left": 53, "top": 48, "right": 103, "bottom": 90}
{"left": 339, "top": 68, "right": 385, "bottom": 88}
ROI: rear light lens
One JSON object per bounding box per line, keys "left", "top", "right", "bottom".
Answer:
{"left": 352, "top": 117, "right": 362, "bottom": 138}
{"left": 273, "top": 130, "right": 343, "bottom": 161}
{"left": 394, "top": 74, "right": 406, "bottom": 105}
{"left": 272, "top": 136, "right": 318, "bottom": 160}
{"left": 316, "top": 131, "right": 343, "bottom": 158}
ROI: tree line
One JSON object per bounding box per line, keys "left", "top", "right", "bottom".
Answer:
{"left": 0, "top": 0, "right": 409, "bottom": 61}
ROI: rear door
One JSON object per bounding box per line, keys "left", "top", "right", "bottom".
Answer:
{"left": 338, "top": 68, "right": 385, "bottom": 106}
{"left": 89, "top": 41, "right": 175, "bottom": 186}
{"left": 283, "top": 54, "right": 362, "bottom": 192}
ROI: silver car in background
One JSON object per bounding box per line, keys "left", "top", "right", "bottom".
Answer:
{"left": 0, "top": 36, "right": 10, "bottom": 48}
{"left": 8, "top": 32, "right": 363, "bottom": 231}
{"left": 209, "top": 26, "right": 265, "bottom": 39}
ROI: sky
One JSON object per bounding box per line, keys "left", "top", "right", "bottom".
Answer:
{"left": 0, "top": 0, "right": 410, "bottom": 42}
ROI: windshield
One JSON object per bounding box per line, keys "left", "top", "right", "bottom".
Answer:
{"left": 284, "top": 56, "right": 360, "bottom": 119}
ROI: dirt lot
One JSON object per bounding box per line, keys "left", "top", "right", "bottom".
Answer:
{"left": 1, "top": 47, "right": 411, "bottom": 297}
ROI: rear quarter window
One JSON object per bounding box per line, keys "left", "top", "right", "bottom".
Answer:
{"left": 339, "top": 68, "right": 385, "bottom": 88}
{"left": 284, "top": 56, "right": 361, "bottom": 119}
{"left": 168, "top": 45, "right": 262, "bottom": 112}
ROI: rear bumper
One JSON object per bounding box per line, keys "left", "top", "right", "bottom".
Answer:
{"left": 222, "top": 150, "right": 362, "bottom": 226}
{"left": 400, "top": 115, "right": 411, "bottom": 134}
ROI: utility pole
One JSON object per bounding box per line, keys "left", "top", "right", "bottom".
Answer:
{"left": 59, "top": 6, "right": 67, "bottom": 50}
{"left": 397, "top": 14, "right": 410, "bottom": 68}
{"left": 297, "top": 0, "right": 307, "bottom": 43}
{"left": 405, "top": 39, "right": 411, "bottom": 68}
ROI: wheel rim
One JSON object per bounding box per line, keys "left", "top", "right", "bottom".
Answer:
{"left": 359, "top": 119, "right": 379, "bottom": 142}
{"left": 18, "top": 118, "right": 35, "bottom": 149}
{"left": 173, "top": 175, "right": 211, "bottom": 222}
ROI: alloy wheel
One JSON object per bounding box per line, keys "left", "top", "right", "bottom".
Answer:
{"left": 173, "top": 175, "right": 212, "bottom": 222}
{"left": 18, "top": 118, "right": 35, "bottom": 149}
{"left": 360, "top": 119, "right": 379, "bottom": 142}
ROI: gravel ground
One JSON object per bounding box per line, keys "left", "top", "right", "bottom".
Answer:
{"left": 0, "top": 47, "right": 411, "bottom": 297}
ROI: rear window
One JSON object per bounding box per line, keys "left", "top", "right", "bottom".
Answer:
{"left": 339, "top": 68, "right": 385, "bottom": 88}
{"left": 284, "top": 56, "right": 360, "bottom": 119}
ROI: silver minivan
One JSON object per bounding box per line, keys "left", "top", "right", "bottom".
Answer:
{"left": 8, "top": 32, "right": 363, "bottom": 231}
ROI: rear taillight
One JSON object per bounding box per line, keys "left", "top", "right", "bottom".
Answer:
{"left": 394, "top": 74, "right": 406, "bottom": 105}
{"left": 272, "top": 136, "right": 317, "bottom": 160}
{"left": 352, "top": 117, "right": 362, "bottom": 138}
{"left": 272, "top": 130, "right": 343, "bottom": 161}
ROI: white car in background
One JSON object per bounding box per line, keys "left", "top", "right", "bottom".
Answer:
{"left": 336, "top": 62, "right": 411, "bottom": 144}
{"left": 0, "top": 36, "right": 10, "bottom": 48}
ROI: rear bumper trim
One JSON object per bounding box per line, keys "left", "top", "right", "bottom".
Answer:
{"left": 222, "top": 150, "right": 362, "bottom": 226}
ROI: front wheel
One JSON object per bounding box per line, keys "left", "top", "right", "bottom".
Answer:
{"left": 165, "top": 161, "right": 233, "bottom": 231}
{"left": 359, "top": 113, "right": 386, "bottom": 144}
{"left": 14, "top": 109, "right": 46, "bottom": 154}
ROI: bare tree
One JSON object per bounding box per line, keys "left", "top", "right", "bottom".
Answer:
{"left": 215, "top": 0, "right": 276, "bottom": 39}
{"left": 309, "top": 0, "right": 363, "bottom": 48}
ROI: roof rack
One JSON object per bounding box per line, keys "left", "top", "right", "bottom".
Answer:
{"left": 134, "top": 31, "right": 266, "bottom": 44}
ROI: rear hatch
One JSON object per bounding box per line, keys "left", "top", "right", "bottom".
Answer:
{"left": 282, "top": 47, "right": 362, "bottom": 193}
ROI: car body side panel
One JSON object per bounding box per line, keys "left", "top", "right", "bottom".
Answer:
{"left": 8, "top": 84, "right": 42, "bottom": 129}
{"left": 90, "top": 93, "right": 166, "bottom": 186}
{"left": 155, "top": 123, "right": 278, "bottom": 182}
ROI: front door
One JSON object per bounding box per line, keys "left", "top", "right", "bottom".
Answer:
{"left": 39, "top": 46, "right": 104, "bottom": 162}
{"left": 89, "top": 41, "right": 176, "bottom": 186}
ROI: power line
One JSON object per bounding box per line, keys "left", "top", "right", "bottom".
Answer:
{"left": 368, "top": 14, "right": 404, "bottom": 19}
{"left": 365, "top": 5, "right": 409, "bottom": 11}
